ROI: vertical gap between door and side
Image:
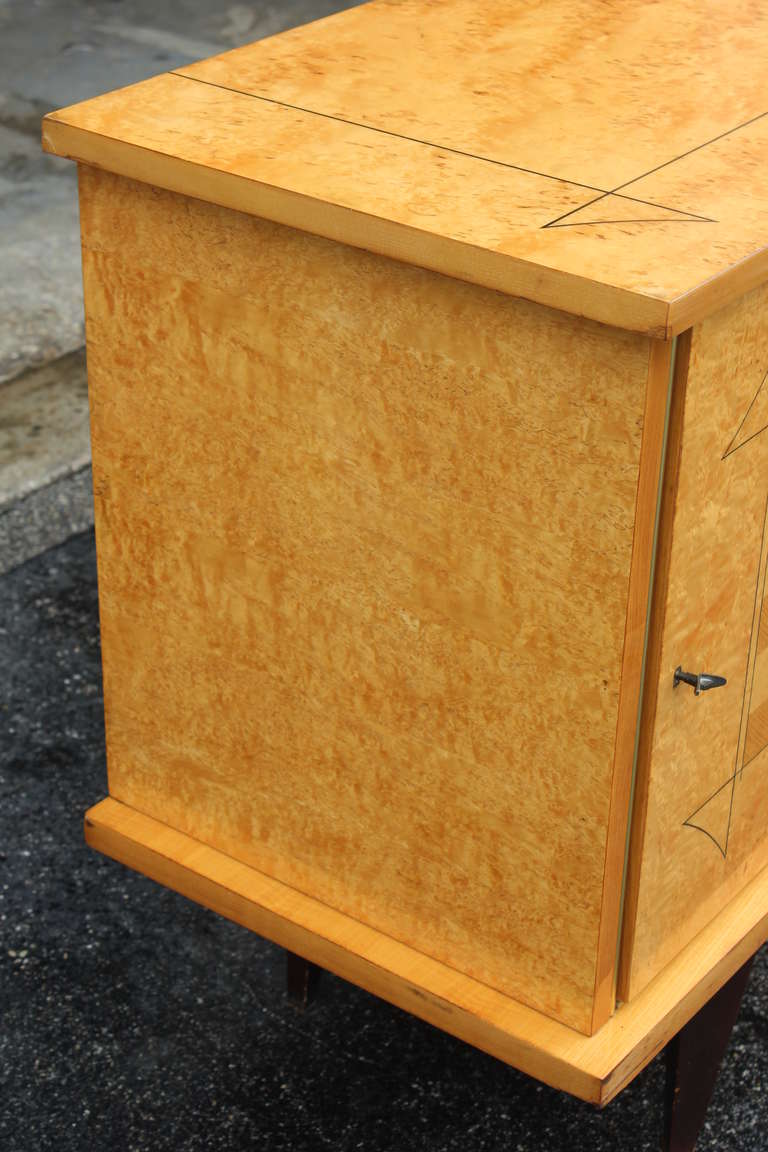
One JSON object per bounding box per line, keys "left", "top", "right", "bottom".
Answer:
{"left": 612, "top": 334, "right": 679, "bottom": 1007}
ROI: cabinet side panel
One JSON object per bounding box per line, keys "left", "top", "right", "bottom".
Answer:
{"left": 622, "top": 283, "right": 768, "bottom": 998}
{"left": 79, "top": 166, "right": 650, "bottom": 1033}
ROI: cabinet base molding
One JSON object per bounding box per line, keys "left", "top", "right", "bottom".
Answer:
{"left": 85, "top": 796, "right": 768, "bottom": 1106}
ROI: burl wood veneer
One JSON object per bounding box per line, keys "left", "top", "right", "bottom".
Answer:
{"left": 43, "top": 0, "right": 768, "bottom": 1105}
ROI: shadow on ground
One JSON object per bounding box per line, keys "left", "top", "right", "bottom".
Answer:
{"left": 1, "top": 531, "right": 765, "bottom": 1151}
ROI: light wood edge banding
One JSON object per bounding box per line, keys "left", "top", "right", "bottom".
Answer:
{"left": 41, "top": 117, "right": 671, "bottom": 338}
{"left": 85, "top": 791, "right": 768, "bottom": 1105}
{"left": 591, "top": 337, "right": 674, "bottom": 1031}
{"left": 617, "top": 330, "right": 693, "bottom": 999}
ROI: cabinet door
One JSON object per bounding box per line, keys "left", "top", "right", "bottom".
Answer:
{"left": 622, "top": 283, "right": 768, "bottom": 998}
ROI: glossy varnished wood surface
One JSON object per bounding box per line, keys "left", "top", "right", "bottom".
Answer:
{"left": 622, "top": 283, "right": 768, "bottom": 998}
{"left": 744, "top": 595, "right": 768, "bottom": 764}
{"left": 43, "top": 74, "right": 667, "bottom": 337}
{"left": 44, "top": 0, "right": 768, "bottom": 334}
{"left": 84, "top": 795, "right": 768, "bottom": 1105}
{"left": 179, "top": 0, "right": 764, "bottom": 191}
{"left": 592, "top": 336, "right": 671, "bottom": 1029}
{"left": 80, "top": 168, "right": 658, "bottom": 1033}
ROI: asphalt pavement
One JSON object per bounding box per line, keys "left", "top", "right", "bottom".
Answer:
{"left": 1, "top": 530, "right": 767, "bottom": 1151}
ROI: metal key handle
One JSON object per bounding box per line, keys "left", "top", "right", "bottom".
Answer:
{"left": 673, "top": 666, "right": 727, "bottom": 696}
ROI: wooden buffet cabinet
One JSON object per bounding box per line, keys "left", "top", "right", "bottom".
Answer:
{"left": 43, "top": 0, "right": 768, "bottom": 1134}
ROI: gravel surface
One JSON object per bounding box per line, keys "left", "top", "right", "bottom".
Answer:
{"left": 1, "top": 530, "right": 766, "bottom": 1151}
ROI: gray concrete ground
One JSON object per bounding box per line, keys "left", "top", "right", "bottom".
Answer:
{"left": 0, "top": 0, "right": 357, "bottom": 566}
{"left": 0, "top": 350, "right": 89, "bottom": 507}
{"left": 0, "top": 0, "right": 357, "bottom": 385}
{"left": 0, "top": 350, "right": 92, "bottom": 573}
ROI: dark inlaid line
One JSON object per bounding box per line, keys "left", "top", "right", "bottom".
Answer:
{"left": 542, "top": 109, "right": 768, "bottom": 229}
{"left": 737, "top": 732, "right": 768, "bottom": 775}
{"left": 740, "top": 516, "right": 768, "bottom": 781}
{"left": 723, "top": 421, "right": 768, "bottom": 460}
{"left": 170, "top": 70, "right": 716, "bottom": 222}
{"left": 724, "top": 490, "right": 768, "bottom": 855}
{"left": 683, "top": 769, "right": 737, "bottom": 858}
{"left": 683, "top": 486, "right": 768, "bottom": 859}
{"left": 723, "top": 370, "right": 768, "bottom": 459}
{"left": 685, "top": 768, "right": 740, "bottom": 818}
{"left": 546, "top": 217, "right": 715, "bottom": 229}
{"left": 683, "top": 821, "right": 728, "bottom": 859}
{"left": 613, "top": 108, "right": 768, "bottom": 194}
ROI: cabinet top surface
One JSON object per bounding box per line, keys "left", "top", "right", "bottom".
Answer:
{"left": 43, "top": 0, "right": 768, "bottom": 334}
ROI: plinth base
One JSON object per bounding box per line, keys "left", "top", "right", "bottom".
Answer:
{"left": 85, "top": 796, "right": 768, "bottom": 1105}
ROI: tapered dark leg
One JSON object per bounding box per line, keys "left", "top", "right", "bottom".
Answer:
{"left": 285, "top": 950, "right": 322, "bottom": 1010}
{"left": 663, "top": 954, "right": 756, "bottom": 1152}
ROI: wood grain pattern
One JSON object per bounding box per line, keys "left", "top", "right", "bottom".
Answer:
{"left": 591, "top": 336, "right": 672, "bottom": 1030}
{"left": 79, "top": 167, "right": 658, "bottom": 1034}
{"left": 84, "top": 795, "right": 768, "bottom": 1105}
{"left": 744, "top": 597, "right": 768, "bottom": 764}
{"left": 43, "top": 0, "right": 768, "bottom": 335}
{"left": 622, "top": 283, "right": 768, "bottom": 998}
{"left": 43, "top": 75, "right": 667, "bottom": 337}
{"left": 617, "top": 330, "right": 691, "bottom": 1003}
{"left": 179, "top": 0, "right": 765, "bottom": 190}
